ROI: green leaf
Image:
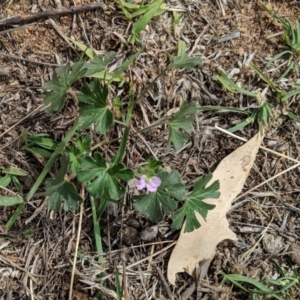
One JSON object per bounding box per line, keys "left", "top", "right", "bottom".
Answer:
{"left": 11, "top": 176, "right": 23, "bottom": 194}
{"left": 43, "top": 62, "right": 87, "bottom": 114}
{"left": 84, "top": 53, "right": 117, "bottom": 77}
{"left": 0, "top": 195, "right": 23, "bottom": 206}
{"left": 171, "top": 56, "right": 202, "bottom": 69}
{"left": 146, "top": 157, "right": 163, "bottom": 172}
{"left": 78, "top": 79, "right": 113, "bottom": 134}
{"left": 22, "top": 133, "right": 58, "bottom": 151}
{"left": 251, "top": 64, "right": 284, "bottom": 98}
{"left": 198, "top": 105, "right": 251, "bottom": 115}
{"left": 77, "top": 153, "right": 134, "bottom": 200}
{"left": 216, "top": 71, "right": 259, "bottom": 99}
{"left": 130, "top": 0, "right": 165, "bottom": 44}
{"left": 287, "top": 111, "right": 299, "bottom": 120}
{"left": 69, "top": 38, "right": 96, "bottom": 59}
{"left": 177, "top": 40, "right": 186, "bottom": 57}
{"left": 171, "top": 174, "right": 220, "bottom": 233}
{"left": 45, "top": 155, "right": 82, "bottom": 211}
{"left": 133, "top": 170, "right": 186, "bottom": 223}
{"left": 222, "top": 273, "right": 281, "bottom": 298}
{"left": 113, "top": 51, "right": 141, "bottom": 78}
{"left": 282, "top": 83, "right": 300, "bottom": 101}
{"left": 25, "top": 147, "right": 53, "bottom": 158}
{"left": 66, "top": 135, "right": 91, "bottom": 174}
{"left": 2, "top": 167, "right": 27, "bottom": 176}
{"left": 168, "top": 41, "right": 202, "bottom": 69}
{"left": 228, "top": 119, "right": 253, "bottom": 133}
{"left": 167, "top": 101, "right": 197, "bottom": 151}
{"left": 0, "top": 176, "right": 11, "bottom": 188}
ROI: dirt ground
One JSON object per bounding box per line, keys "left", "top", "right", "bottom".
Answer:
{"left": 0, "top": 0, "right": 300, "bottom": 299}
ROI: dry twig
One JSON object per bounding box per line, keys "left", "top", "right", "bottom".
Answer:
{"left": 0, "top": 2, "right": 107, "bottom": 26}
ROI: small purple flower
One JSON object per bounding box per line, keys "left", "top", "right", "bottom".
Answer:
{"left": 136, "top": 175, "right": 161, "bottom": 192}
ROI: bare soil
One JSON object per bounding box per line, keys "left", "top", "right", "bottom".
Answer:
{"left": 0, "top": 0, "right": 300, "bottom": 299}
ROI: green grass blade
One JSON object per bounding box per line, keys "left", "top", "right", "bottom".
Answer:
{"left": 113, "top": 51, "right": 141, "bottom": 78}
{"left": 225, "top": 274, "right": 274, "bottom": 293}
{"left": 278, "top": 61, "right": 294, "bottom": 80}
{"left": 297, "top": 18, "right": 300, "bottom": 48}
{"left": 132, "top": 0, "right": 164, "bottom": 37}
{"left": 260, "top": 3, "right": 289, "bottom": 31}
{"left": 24, "top": 147, "right": 53, "bottom": 158}
{"left": 69, "top": 38, "right": 96, "bottom": 59}
{"left": 267, "top": 50, "right": 291, "bottom": 66}
{"left": 198, "top": 105, "right": 251, "bottom": 115}
{"left": 113, "top": 82, "right": 135, "bottom": 164}
{"left": 90, "top": 195, "right": 103, "bottom": 258}
{"left": 216, "top": 71, "right": 258, "bottom": 99}
{"left": 251, "top": 64, "right": 281, "bottom": 93}
{"left": 115, "top": 265, "right": 122, "bottom": 300}
{"left": 228, "top": 119, "right": 252, "bottom": 133}
{"left": 177, "top": 40, "right": 186, "bottom": 57}
{"left": 5, "top": 203, "right": 25, "bottom": 230}
{"left": 221, "top": 273, "right": 249, "bottom": 292}
{"left": 122, "top": 1, "right": 140, "bottom": 10}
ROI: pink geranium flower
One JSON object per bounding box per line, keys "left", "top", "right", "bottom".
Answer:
{"left": 136, "top": 175, "right": 161, "bottom": 192}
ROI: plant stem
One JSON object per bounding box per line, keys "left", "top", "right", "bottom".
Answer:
{"left": 113, "top": 82, "right": 135, "bottom": 164}
{"left": 5, "top": 203, "right": 24, "bottom": 230}
{"left": 68, "top": 88, "right": 79, "bottom": 105}
{"left": 90, "top": 195, "right": 103, "bottom": 260}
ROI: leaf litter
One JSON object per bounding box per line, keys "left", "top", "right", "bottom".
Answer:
{"left": 1, "top": 0, "right": 300, "bottom": 299}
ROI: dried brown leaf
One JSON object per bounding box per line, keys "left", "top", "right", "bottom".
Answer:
{"left": 167, "top": 133, "right": 263, "bottom": 284}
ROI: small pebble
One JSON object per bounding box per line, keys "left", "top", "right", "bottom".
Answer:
{"left": 140, "top": 225, "right": 158, "bottom": 242}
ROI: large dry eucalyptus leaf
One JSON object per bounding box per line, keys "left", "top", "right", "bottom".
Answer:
{"left": 168, "top": 133, "right": 263, "bottom": 285}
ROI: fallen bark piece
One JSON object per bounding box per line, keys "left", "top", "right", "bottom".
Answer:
{"left": 168, "top": 133, "right": 263, "bottom": 285}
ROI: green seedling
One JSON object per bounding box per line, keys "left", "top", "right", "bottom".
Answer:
{"left": 0, "top": 167, "right": 26, "bottom": 229}
{"left": 283, "top": 82, "right": 300, "bottom": 103}
{"left": 261, "top": 3, "right": 300, "bottom": 79}
{"left": 251, "top": 64, "right": 285, "bottom": 102}
{"left": 221, "top": 260, "right": 299, "bottom": 300}
{"left": 215, "top": 70, "right": 273, "bottom": 133}
{"left": 22, "top": 132, "right": 58, "bottom": 158}
{"left": 172, "top": 11, "right": 184, "bottom": 27}
{"left": 216, "top": 70, "right": 259, "bottom": 99}
{"left": 251, "top": 64, "right": 299, "bottom": 121}
{"left": 0, "top": 167, "right": 27, "bottom": 195}
{"left": 126, "top": 0, "right": 167, "bottom": 44}
{"left": 117, "top": 0, "right": 166, "bottom": 21}
{"left": 168, "top": 40, "right": 202, "bottom": 69}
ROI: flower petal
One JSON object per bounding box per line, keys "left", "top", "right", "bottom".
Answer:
{"left": 150, "top": 176, "right": 161, "bottom": 188}
{"left": 136, "top": 175, "right": 146, "bottom": 190}
{"left": 146, "top": 183, "right": 158, "bottom": 192}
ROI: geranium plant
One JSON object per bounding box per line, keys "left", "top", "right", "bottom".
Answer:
{"left": 3, "top": 40, "right": 220, "bottom": 234}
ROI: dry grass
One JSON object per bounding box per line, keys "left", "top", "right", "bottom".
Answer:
{"left": 0, "top": 0, "right": 300, "bottom": 299}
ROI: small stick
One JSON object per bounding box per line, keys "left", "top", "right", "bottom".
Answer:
{"left": 0, "top": 104, "right": 46, "bottom": 140}
{"left": 214, "top": 125, "right": 300, "bottom": 164}
{"left": 0, "top": 2, "right": 107, "bottom": 27}
{"left": 156, "top": 267, "right": 173, "bottom": 300}
{"left": 0, "top": 52, "right": 63, "bottom": 67}
{"left": 235, "top": 162, "right": 300, "bottom": 202}
{"left": 0, "top": 23, "right": 36, "bottom": 35}
{"left": 68, "top": 185, "right": 84, "bottom": 300}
